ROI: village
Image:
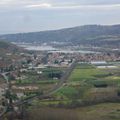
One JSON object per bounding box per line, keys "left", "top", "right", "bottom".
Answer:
{"left": 0, "top": 49, "right": 120, "bottom": 115}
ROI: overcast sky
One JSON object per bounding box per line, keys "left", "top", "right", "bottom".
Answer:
{"left": 0, "top": 0, "right": 120, "bottom": 34}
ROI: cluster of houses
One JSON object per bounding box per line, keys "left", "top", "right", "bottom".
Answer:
{"left": 1, "top": 50, "right": 119, "bottom": 74}
{"left": 77, "top": 53, "right": 120, "bottom": 62}
{"left": 12, "top": 85, "right": 39, "bottom": 91}
{"left": 47, "top": 53, "right": 74, "bottom": 67}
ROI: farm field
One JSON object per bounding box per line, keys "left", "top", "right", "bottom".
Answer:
{"left": 38, "top": 63, "right": 120, "bottom": 107}
{"left": 4, "top": 63, "right": 120, "bottom": 120}
{"left": 15, "top": 67, "right": 65, "bottom": 84}
{"left": 11, "top": 67, "right": 66, "bottom": 99}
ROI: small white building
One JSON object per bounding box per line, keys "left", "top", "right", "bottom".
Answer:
{"left": 91, "top": 61, "right": 107, "bottom": 65}
{"left": 16, "top": 92, "right": 25, "bottom": 98}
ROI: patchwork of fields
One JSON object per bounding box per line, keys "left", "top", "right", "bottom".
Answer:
{"left": 37, "top": 63, "right": 120, "bottom": 107}
{"left": 12, "top": 62, "right": 120, "bottom": 120}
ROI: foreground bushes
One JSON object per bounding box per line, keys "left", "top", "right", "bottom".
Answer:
{"left": 27, "top": 108, "right": 79, "bottom": 120}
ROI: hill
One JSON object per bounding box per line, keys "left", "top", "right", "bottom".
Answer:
{"left": 0, "top": 41, "right": 26, "bottom": 70}
{"left": 0, "top": 25, "right": 120, "bottom": 47}
{"left": 0, "top": 41, "right": 22, "bottom": 56}
{"left": 0, "top": 41, "right": 25, "bottom": 60}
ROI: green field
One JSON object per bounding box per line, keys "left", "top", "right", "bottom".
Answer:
{"left": 51, "top": 63, "right": 120, "bottom": 106}
{"left": 12, "top": 63, "right": 120, "bottom": 108}
{"left": 15, "top": 67, "right": 65, "bottom": 84}
{"left": 12, "top": 67, "right": 66, "bottom": 96}
{"left": 5, "top": 63, "right": 120, "bottom": 120}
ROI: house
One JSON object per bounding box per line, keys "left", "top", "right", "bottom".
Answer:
{"left": 12, "top": 85, "right": 39, "bottom": 91}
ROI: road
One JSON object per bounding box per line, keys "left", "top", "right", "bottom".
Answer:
{"left": 0, "top": 60, "right": 77, "bottom": 117}
{"left": 0, "top": 72, "right": 9, "bottom": 118}
{"left": 15, "top": 60, "right": 77, "bottom": 106}
{"left": 1, "top": 73, "right": 9, "bottom": 84}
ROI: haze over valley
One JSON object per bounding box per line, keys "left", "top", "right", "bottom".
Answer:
{"left": 0, "top": 0, "right": 120, "bottom": 120}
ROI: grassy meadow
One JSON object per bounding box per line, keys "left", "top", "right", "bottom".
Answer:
{"left": 27, "top": 103, "right": 120, "bottom": 120}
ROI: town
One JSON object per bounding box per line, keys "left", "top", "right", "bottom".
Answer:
{"left": 0, "top": 44, "right": 120, "bottom": 118}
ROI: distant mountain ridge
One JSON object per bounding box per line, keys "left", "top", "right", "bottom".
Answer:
{"left": 0, "top": 25, "right": 120, "bottom": 47}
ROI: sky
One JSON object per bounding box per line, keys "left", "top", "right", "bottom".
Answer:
{"left": 0, "top": 0, "right": 120, "bottom": 34}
